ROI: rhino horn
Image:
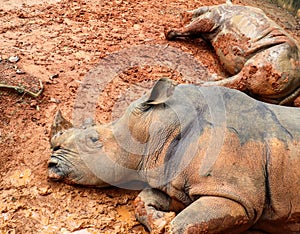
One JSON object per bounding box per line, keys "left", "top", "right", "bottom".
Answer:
{"left": 144, "top": 78, "right": 177, "bottom": 105}
{"left": 50, "top": 110, "right": 73, "bottom": 139}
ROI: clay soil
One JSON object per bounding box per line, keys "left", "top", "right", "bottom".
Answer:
{"left": 0, "top": 0, "right": 299, "bottom": 233}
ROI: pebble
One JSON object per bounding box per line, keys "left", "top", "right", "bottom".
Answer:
{"left": 8, "top": 55, "right": 20, "bottom": 63}
{"left": 49, "top": 97, "right": 61, "bottom": 103}
{"left": 133, "top": 24, "right": 141, "bottom": 30}
{"left": 50, "top": 74, "right": 59, "bottom": 80}
{"left": 16, "top": 69, "right": 25, "bottom": 74}
{"left": 38, "top": 186, "right": 52, "bottom": 196}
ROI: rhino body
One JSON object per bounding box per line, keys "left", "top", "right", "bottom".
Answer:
{"left": 48, "top": 78, "right": 300, "bottom": 233}
{"left": 165, "top": 3, "right": 300, "bottom": 106}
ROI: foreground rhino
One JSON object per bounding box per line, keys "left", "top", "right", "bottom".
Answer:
{"left": 48, "top": 78, "right": 300, "bottom": 233}
{"left": 165, "top": 1, "right": 300, "bottom": 106}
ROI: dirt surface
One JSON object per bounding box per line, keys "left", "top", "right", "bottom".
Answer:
{"left": 0, "top": 0, "right": 299, "bottom": 233}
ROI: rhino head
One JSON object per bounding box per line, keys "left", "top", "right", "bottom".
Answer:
{"left": 49, "top": 111, "right": 105, "bottom": 184}
{"left": 48, "top": 78, "right": 182, "bottom": 187}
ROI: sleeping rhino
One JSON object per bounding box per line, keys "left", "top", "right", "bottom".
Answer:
{"left": 48, "top": 78, "right": 300, "bottom": 233}
{"left": 165, "top": 1, "right": 300, "bottom": 106}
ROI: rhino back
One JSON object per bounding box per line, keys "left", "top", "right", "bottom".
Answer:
{"left": 175, "top": 85, "right": 299, "bottom": 143}
{"left": 222, "top": 88, "right": 299, "bottom": 143}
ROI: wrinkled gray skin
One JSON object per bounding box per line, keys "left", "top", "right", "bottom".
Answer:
{"left": 165, "top": 2, "right": 300, "bottom": 106}
{"left": 48, "top": 78, "right": 300, "bottom": 233}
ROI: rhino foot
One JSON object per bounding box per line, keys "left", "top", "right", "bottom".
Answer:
{"left": 164, "top": 29, "right": 189, "bottom": 41}
{"left": 134, "top": 189, "right": 176, "bottom": 233}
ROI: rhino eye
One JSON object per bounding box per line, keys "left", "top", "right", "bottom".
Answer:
{"left": 85, "top": 136, "right": 103, "bottom": 150}
{"left": 83, "top": 130, "right": 102, "bottom": 149}
{"left": 90, "top": 136, "right": 98, "bottom": 143}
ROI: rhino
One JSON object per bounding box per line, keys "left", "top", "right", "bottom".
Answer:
{"left": 48, "top": 78, "right": 300, "bottom": 233}
{"left": 165, "top": 1, "right": 300, "bottom": 106}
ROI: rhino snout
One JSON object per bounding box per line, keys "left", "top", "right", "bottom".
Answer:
{"left": 48, "top": 157, "right": 66, "bottom": 181}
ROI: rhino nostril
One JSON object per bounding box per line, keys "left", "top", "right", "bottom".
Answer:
{"left": 48, "top": 158, "right": 59, "bottom": 168}
{"left": 48, "top": 158, "right": 64, "bottom": 180}
{"left": 48, "top": 162, "right": 57, "bottom": 168}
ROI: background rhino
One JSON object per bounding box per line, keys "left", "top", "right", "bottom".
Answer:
{"left": 48, "top": 78, "right": 300, "bottom": 233}
{"left": 165, "top": 2, "right": 300, "bottom": 106}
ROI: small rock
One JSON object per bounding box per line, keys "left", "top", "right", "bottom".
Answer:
{"left": 16, "top": 69, "right": 25, "bottom": 74}
{"left": 50, "top": 74, "right": 59, "bottom": 80}
{"left": 30, "top": 100, "right": 38, "bottom": 107}
{"left": 6, "top": 229, "right": 15, "bottom": 234}
{"left": 8, "top": 55, "right": 20, "bottom": 63}
{"left": 38, "top": 186, "right": 52, "bottom": 196}
{"left": 133, "top": 24, "right": 141, "bottom": 30}
{"left": 70, "top": 230, "right": 92, "bottom": 234}
{"left": 49, "top": 97, "right": 61, "bottom": 103}
{"left": 297, "top": 9, "right": 300, "bottom": 18}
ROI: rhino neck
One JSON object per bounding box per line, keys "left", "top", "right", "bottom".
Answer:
{"left": 108, "top": 120, "right": 180, "bottom": 185}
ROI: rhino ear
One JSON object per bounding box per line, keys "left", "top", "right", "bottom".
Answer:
{"left": 50, "top": 110, "right": 73, "bottom": 139}
{"left": 143, "top": 78, "right": 177, "bottom": 106}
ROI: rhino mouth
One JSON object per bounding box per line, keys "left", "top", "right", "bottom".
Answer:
{"left": 48, "top": 156, "right": 68, "bottom": 181}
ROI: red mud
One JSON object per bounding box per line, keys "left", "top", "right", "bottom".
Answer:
{"left": 0, "top": 0, "right": 299, "bottom": 233}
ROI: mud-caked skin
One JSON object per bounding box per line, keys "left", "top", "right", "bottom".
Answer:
{"left": 48, "top": 78, "right": 300, "bottom": 233}
{"left": 165, "top": 2, "right": 300, "bottom": 106}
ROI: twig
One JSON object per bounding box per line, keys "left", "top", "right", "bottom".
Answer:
{"left": 0, "top": 80, "right": 44, "bottom": 98}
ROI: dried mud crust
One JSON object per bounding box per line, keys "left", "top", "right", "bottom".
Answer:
{"left": 0, "top": 0, "right": 299, "bottom": 233}
{"left": 0, "top": 58, "right": 43, "bottom": 98}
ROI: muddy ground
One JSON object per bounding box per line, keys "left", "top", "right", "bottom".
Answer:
{"left": 0, "top": 0, "right": 299, "bottom": 233}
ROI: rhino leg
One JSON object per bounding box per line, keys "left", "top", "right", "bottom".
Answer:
{"left": 202, "top": 43, "right": 300, "bottom": 105}
{"left": 134, "top": 188, "right": 182, "bottom": 233}
{"left": 168, "top": 196, "right": 253, "bottom": 234}
{"left": 279, "top": 87, "right": 300, "bottom": 105}
{"left": 293, "top": 93, "right": 300, "bottom": 107}
{"left": 165, "top": 13, "right": 217, "bottom": 41}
